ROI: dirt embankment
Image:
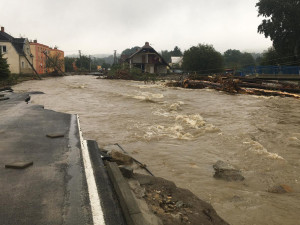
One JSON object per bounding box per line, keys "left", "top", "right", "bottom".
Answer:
{"left": 133, "top": 173, "right": 229, "bottom": 225}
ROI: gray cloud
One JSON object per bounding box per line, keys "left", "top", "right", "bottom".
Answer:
{"left": 1, "top": 0, "right": 271, "bottom": 55}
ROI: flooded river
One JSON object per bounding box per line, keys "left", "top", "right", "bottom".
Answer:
{"left": 14, "top": 75, "right": 300, "bottom": 225}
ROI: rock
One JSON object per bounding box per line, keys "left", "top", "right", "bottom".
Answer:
{"left": 128, "top": 179, "right": 146, "bottom": 199}
{"left": 110, "top": 149, "right": 133, "bottom": 165}
{"left": 176, "top": 201, "right": 184, "bottom": 208}
{"left": 213, "top": 160, "right": 245, "bottom": 181}
{"left": 119, "top": 165, "right": 133, "bottom": 178}
{"left": 268, "top": 184, "right": 293, "bottom": 194}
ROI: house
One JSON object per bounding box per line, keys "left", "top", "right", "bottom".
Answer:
{"left": 125, "top": 42, "right": 170, "bottom": 74}
{"left": 0, "top": 27, "right": 34, "bottom": 74}
{"left": 170, "top": 56, "right": 183, "bottom": 68}
{"left": 30, "top": 40, "right": 65, "bottom": 74}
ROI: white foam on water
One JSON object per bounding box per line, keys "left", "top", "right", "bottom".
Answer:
{"left": 176, "top": 114, "right": 206, "bottom": 129}
{"left": 243, "top": 140, "right": 284, "bottom": 160}
{"left": 130, "top": 91, "right": 164, "bottom": 102}
{"left": 169, "top": 101, "right": 184, "bottom": 111}
{"left": 143, "top": 124, "right": 194, "bottom": 140}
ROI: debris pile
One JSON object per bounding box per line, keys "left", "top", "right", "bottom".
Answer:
{"left": 166, "top": 75, "right": 300, "bottom": 99}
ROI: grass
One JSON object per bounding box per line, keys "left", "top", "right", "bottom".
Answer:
{"left": 0, "top": 73, "right": 47, "bottom": 89}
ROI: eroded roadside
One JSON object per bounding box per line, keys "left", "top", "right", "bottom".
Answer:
{"left": 0, "top": 89, "right": 230, "bottom": 225}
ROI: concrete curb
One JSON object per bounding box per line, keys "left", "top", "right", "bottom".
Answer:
{"left": 106, "top": 161, "right": 151, "bottom": 225}
{"left": 87, "top": 140, "right": 126, "bottom": 225}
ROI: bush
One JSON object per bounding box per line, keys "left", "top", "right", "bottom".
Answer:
{"left": 0, "top": 48, "right": 10, "bottom": 80}
{"left": 107, "top": 63, "right": 157, "bottom": 82}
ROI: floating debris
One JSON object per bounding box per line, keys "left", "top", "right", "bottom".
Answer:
{"left": 5, "top": 161, "right": 33, "bottom": 169}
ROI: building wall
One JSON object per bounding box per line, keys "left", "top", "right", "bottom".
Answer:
{"left": 130, "top": 52, "right": 168, "bottom": 74}
{"left": 0, "top": 41, "right": 20, "bottom": 74}
{"left": 30, "top": 42, "right": 49, "bottom": 74}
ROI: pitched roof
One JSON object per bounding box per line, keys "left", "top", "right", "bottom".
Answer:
{"left": 0, "top": 30, "right": 26, "bottom": 55}
{"left": 0, "top": 31, "right": 14, "bottom": 41}
{"left": 12, "top": 38, "right": 26, "bottom": 55}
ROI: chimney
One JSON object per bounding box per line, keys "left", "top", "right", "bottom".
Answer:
{"left": 1, "top": 27, "right": 4, "bottom": 32}
{"left": 145, "top": 42, "right": 150, "bottom": 46}
{"left": 34, "top": 39, "right": 37, "bottom": 43}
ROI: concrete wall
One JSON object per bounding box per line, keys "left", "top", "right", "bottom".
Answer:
{"left": 0, "top": 41, "right": 20, "bottom": 74}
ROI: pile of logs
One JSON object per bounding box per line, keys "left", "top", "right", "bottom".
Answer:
{"left": 165, "top": 76, "right": 300, "bottom": 99}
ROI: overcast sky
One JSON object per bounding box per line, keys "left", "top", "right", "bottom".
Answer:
{"left": 1, "top": 0, "right": 272, "bottom": 56}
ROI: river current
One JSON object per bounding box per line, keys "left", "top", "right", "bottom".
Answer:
{"left": 14, "top": 75, "right": 300, "bottom": 225}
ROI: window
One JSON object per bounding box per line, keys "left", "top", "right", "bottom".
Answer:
{"left": 21, "top": 61, "right": 25, "bottom": 68}
{"left": 0, "top": 45, "right": 7, "bottom": 53}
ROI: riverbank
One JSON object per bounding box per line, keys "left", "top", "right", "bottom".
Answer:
{"left": 12, "top": 75, "right": 300, "bottom": 225}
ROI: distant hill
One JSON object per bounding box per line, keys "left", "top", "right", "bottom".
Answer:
{"left": 65, "top": 53, "right": 118, "bottom": 65}
{"left": 65, "top": 53, "right": 119, "bottom": 58}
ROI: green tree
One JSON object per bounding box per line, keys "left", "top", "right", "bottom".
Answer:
{"left": 0, "top": 48, "right": 10, "bottom": 79}
{"left": 259, "top": 47, "right": 283, "bottom": 65}
{"left": 46, "top": 52, "right": 64, "bottom": 74}
{"left": 64, "top": 57, "right": 75, "bottom": 72}
{"left": 121, "top": 46, "right": 140, "bottom": 56}
{"left": 182, "top": 44, "right": 223, "bottom": 73}
{"left": 161, "top": 50, "right": 172, "bottom": 63}
{"left": 223, "top": 49, "right": 242, "bottom": 68}
{"left": 256, "top": 0, "right": 300, "bottom": 64}
{"left": 172, "top": 46, "right": 183, "bottom": 56}
{"left": 75, "top": 55, "right": 90, "bottom": 71}
{"left": 223, "top": 49, "right": 255, "bottom": 69}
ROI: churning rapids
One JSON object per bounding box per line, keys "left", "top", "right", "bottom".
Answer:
{"left": 14, "top": 75, "right": 300, "bottom": 225}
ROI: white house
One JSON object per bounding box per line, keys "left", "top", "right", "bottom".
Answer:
{"left": 0, "top": 27, "right": 33, "bottom": 74}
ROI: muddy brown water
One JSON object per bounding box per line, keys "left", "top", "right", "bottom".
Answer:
{"left": 14, "top": 75, "right": 300, "bottom": 225}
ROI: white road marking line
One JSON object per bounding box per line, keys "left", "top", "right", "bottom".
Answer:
{"left": 77, "top": 115, "right": 105, "bottom": 225}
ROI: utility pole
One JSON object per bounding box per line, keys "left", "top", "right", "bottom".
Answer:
{"left": 89, "top": 55, "right": 91, "bottom": 72}
{"left": 113, "top": 50, "right": 117, "bottom": 65}
{"left": 78, "top": 50, "right": 82, "bottom": 70}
